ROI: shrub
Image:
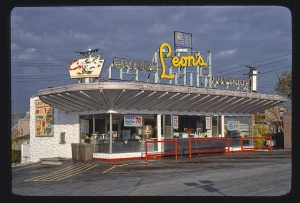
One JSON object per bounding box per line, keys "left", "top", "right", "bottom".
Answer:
{"left": 254, "top": 124, "right": 269, "bottom": 148}
{"left": 254, "top": 138, "right": 266, "bottom": 147}
{"left": 12, "top": 149, "right": 21, "bottom": 163}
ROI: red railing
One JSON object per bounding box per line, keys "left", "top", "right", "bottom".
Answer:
{"left": 145, "top": 139, "right": 178, "bottom": 162}
{"left": 188, "top": 138, "right": 230, "bottom": 159}
{"left": 240, "top": 135, "right": 273, "bottom": 153}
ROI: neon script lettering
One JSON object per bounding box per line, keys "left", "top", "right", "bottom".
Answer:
{"left": 159, "top": 42, "right": 207, "bottom": 79}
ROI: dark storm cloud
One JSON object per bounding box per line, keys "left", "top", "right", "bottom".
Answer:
{"left": 11, "top": 6, "right": 292, "bottom": 113}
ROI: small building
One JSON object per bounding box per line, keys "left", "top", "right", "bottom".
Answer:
{"left": 28, "top": 33, "right": 286, "bottom": 162}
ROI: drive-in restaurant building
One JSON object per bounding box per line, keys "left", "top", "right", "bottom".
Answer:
{"left": 28, "top": 32, "right": 286, "bottom": 162}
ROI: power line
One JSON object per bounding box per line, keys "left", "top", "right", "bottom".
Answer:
{"left": 259, "top": 66, "right": 291, "bottom": 75}
{"left": 11, "top": 78, "right": 73, "bottom": 82}
{"left": 214, "top": 53, "right": 291, "bottom": 75}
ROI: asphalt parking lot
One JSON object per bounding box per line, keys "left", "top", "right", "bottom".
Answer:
{"left": 12, "top": 149, "right": 292, "bottom": 196}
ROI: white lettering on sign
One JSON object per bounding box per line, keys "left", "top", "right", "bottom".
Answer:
{"left": 172, "top": 115, "right": 179, "bottom": 130}
{"left": 228, "top": 121, "right": 240, "bottom": 131}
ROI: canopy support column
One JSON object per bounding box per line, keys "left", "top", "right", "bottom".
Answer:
{"left": 157, "top": 114, "right": 162, "bottom": 152}
{"left": 109, "top": 113, "right": 112, "bottom": 154}
{"left": 221, "top": 115, "right": 225, "bottom": 137}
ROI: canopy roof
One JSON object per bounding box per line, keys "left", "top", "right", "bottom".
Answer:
{"left": 38, "top": 81, "right": 285, "bottom": 115}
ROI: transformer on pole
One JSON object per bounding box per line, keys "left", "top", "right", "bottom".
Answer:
{"left": 247, "top": 65, "right": 259, "bottom": 92}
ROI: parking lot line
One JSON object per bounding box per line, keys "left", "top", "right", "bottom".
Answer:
{"left": 53, "top": 164, "right": 98, "bottom": 181}
{"left": 24, "top": 162, "right": 85, "bottom": 181}
{"left": 12, "top": 163, "right": 42, "bottom": 172}
{"left": 102, "top": 165, "right": 117, "bottom": 173}
{"left": 34, "top": 163, "right": 97, "bottom": 181}
{"left": 25, "top": 162, "right": 97, "bottom": 182}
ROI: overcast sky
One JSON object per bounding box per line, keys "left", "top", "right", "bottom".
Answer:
{"left": 11, "top": 6, "right": 292, "bottom": 114}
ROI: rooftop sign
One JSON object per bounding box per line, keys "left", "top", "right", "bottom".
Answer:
{"left": 174, "top": 31, "right": 192, "bottom": 49}
{"left": 159, "top": 42, "right": 207, "bottom": 79}
{"left": 113, "top": 57, "right": 157, "bottom": 72}
{"left": 68, "top": 55, "right": 104, "bottom": 78}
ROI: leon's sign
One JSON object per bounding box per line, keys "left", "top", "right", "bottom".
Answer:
{"left": 159, "top": 42, "right": 207, "bottom": 79}
{"left": 113, "top": 57, "right": 157, "bottom": 72}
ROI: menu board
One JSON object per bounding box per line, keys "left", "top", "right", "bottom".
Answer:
{"left": 124, "top": 115, "right": 143, "bottom": 127}
{"left": 228, "top": 121, "right": 240, "bottom": 131}
{"left": 172, "top": 115, "right": 179, "bottom": 130}
{"left": 35, "top": 99, "right": 53, "bottom": 136}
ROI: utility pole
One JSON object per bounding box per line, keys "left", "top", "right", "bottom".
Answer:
{"left": 246, "top": 65, "right": 259, "bottom": 92}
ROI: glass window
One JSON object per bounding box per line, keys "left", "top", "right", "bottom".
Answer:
{"left": 60, "top": 132, "right": 66, "bottom": 144}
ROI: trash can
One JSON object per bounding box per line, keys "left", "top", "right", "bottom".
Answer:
{"left": 71, "top": 143, "right": 94, "bottom": 161}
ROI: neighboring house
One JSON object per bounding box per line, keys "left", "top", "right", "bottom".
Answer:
{"left": 11, "top": 111, "right": 30, "bottom": 150}
{"left": 255, "top": 106, "right": 285, "bottom": 133}
{"left": 254, "top": 104, "right": 287, "bottom": 148}
{"left": 11, "top": 113, "right": 25, "bottom": 128}
{"left": 11, "top": 124, "right": 19, "bottom": 150}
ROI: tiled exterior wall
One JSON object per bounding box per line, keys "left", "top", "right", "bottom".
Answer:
{"left": 29, "top": 97, "right": 80, "bottom": 162}
{"left": 283, "top": 115, "right": 292, "bottom": 149}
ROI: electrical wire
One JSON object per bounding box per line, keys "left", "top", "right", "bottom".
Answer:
{"left": 259, "top": 66, "right": 291, "bottom": 75}
{"left": 214, "top": 53, "right": 291, "bottom": 75}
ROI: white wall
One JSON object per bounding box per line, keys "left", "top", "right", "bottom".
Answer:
{"left": 29, "top": 97, "right": 80, "bottom": 162}
{"left": 21, "top": 143, "right": 30, "bottom": 163}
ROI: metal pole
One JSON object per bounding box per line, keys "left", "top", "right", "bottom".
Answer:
{"left": 157, "top": 114, "right": 162, "bottom": 152}
{"left": 221, "top": 115, "right": 225, "bottom": 137}
{"left": 188, "top": 138, "right": 192, "bottom": 159}
{"left": 196, "top": 66, "right": 200, "bottom": 87}
{"left": 120, "top": 68, "right": 123, "bottom": 80}
{"left": 169, "top": 67, "right": 173, "bottom": 84}
{"left": 183, "top": 66, "right": 187, "bottom": 86}
{"left": 227, "top": 138, "right": 231, "bottom": 154}
{"left": 109, "top": 113, "right": 112, "bottom": 154}
{"left": 108, "top": 65, "right": 112, "bottom": 79}
{"left": 145, "top": 140, "right": 148, "bottom": 162}
{"left": 208, "top": 51, "right": 212, "bottom": 88}
{"left": 154, "top": 51, "right": 159, "bottom": 83}
{"left": 93, "top": 114, "right": 95, "bottom": 134}
{"left": 175, "top": 140, "right": 178, "bottom": 160}
{"left": 135, "top": 69, "right": 139, "bottom": 81}
{"left": 240, "top": 136, "right": 243, "bottom": 154}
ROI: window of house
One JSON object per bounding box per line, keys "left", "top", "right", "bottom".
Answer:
{"left": 60, "top": 132, "right": 66, "bottom": 144}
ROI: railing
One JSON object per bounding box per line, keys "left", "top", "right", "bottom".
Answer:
{"left": 93, "top": 136, "right": 273, "bottom": 161}
{"left": 145, "top": 139, "right": 178, "bottom": 162}
{"left": 240, "top": 136, "right": 273, "bottom": 153}
{"left": 188, "top": 138, "right": 230, "bottom": 159}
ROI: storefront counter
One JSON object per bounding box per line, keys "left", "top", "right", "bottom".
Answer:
{"left": 93, "top": 138, "right": 227, "bottom": 155}
{"left": 93, "top": 139, "right": 144, "bottom": 153}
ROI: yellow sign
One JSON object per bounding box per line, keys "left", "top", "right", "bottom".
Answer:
{"left": 35, "top": 99, "right": 53, "bottom": 137}
{"left": 159, "top": 42, "right": 207, "bottom": 79}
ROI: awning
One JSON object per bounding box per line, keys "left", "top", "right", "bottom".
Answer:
{"left": 38, "top": 81, "right": 286, "bottom": 115}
